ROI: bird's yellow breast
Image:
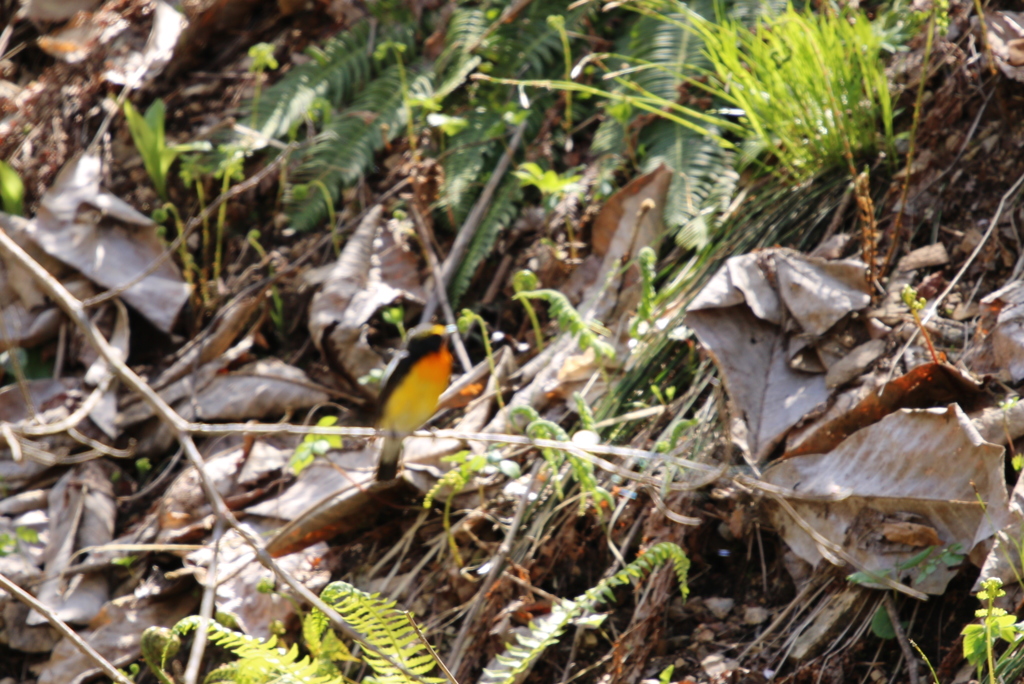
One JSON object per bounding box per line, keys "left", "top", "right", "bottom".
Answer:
{"left": 379, "top": 348, "right": 452, "bottom": 434}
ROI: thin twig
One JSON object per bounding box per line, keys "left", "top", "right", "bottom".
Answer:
{"left": 184, "top": 517, "right": 225, "bottom": 684}
{"left": 881, "top": 8, "right": 938, "bottom": 276}
{"left": 423, "top": 120, "right": 528, "bottom": 321}
{"left": 741, "top": 476, "right": 928, "bottom": 600}
{"left": 411, "top": 614, "right": 462, "bottom": 684}
{"left": 883, "top": 593, "right": 920, "bottom": 684}
{"left": 447, "top": 458, "right": 542, "bottom": 675}
{"left": 886, "top": 167, "right": 1024, "bottom": 382}
{"left": 0, "top": 226, "right": 446, "bottom": 684}
{"left": 410, "top": 205, "right": 473, "bottom": 373}
{"left": 81, "top": 143, "right": 299, "bottom": 308}
{"left": 0, "top": 572, "right": 134, "bottom": 684}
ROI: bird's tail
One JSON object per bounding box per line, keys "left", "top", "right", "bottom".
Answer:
{"left": 376, "top": 435, "right": 404, "bottom": 481}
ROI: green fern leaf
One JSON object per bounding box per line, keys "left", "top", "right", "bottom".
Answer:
{"left": 252, "top": 23, "right": 373, "bottom": 138}
{"left": 624, "top": 6, "right": 712, "bottom": 101}
{"left": 159, "top": 617, "right": 340, "bottom": 684}
{"left": 319, "top": 581, "right": 446, "bottom": 684}
{"left": 287, "top": 68, "right": 433, "bottom": 231}
{"left": 640, "top": 119, "right": 736, "bottom": 249}
{"left": 448, "top": 175, "right": 521, "bottom": 306}
{"left": 438, "top": 109, "right": 505, "bottom": 225}
{"left": 488, "top": 2, "right": 593, "bottom": 77}
{"left": 480, "top": 543, "right": 689, "bottom": 684}
{"left": 434, "top": 8, "right": 489, "bottom": 96}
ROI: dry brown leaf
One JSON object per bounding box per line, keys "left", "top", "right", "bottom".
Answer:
{"left": 22, "top": 0, "right": 102, "bottom": 21}
{"left": 105, "top": 1, "right": 188, "bottom": 87}
{"left": 32, "top": 591, "right": 198, "bottom": 684}
{"left": 880, "top": 521, "right": 943, "bottom": 547}
{"left": 983, "top": 11, "right": 1024, "bottom": 81}
{"left": 28, "top": 154, "right": 191, "bottom": 333}
{"left": 685, "top": 249, "right": 874, "bottom": 461}
{"left": 185, "top": 523, "right": 330, "bottom": 638}
{"left": 36, "top": 10, "right": 128, "bottom": 63}
{"left": 29, "top": 461, "right": 117, "bottom": 626}
{"left": 765, "top": 404, "right": 1007, "bottom": 594}
{"left": 785, "top": 362, "right": 987, "bottom": 458}
{"left": 309, "top": 205, "right": 423, "bottom": 385}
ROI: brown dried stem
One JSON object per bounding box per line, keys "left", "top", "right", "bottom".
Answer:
{"left": 0, "top": 572, "right": 134, "bottom": 684}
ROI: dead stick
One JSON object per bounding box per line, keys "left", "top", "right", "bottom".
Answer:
{"left": 0, "top": 226, "right": 448, "bottom": 684}
{"left": 422, "top": 120, "right": 527, "bottom": 321}
{"left": 883, "top": 593, "right": 920, "bottom": 684}
{"left": 886, "top": 167, "right": 1024, "bottom": 383}
{"left": 410, "top": 205, "right": 473, "bottom": 373}
{"left": 0, "top": 572, "right": 134, "bottom": 684}
{"left": 447, "top": 458, "right": 542, "bottom": 675}
{"left": 183, "top": 517, "right": 225, "bottom": 684}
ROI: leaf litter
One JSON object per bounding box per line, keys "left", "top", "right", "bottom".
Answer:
{"left": 4, "top": 0, "right": 1024, "bottom": 682}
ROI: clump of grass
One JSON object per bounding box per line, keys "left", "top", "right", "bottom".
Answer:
{"left": 690, "top": 3, "right": 895, "bottom": 180}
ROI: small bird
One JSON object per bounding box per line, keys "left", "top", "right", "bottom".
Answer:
{"left": 375, "top": 323, "right": 454, "bottom": 480}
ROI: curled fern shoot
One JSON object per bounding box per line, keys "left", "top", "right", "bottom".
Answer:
{"left": 573, "top": 392, "right": 597, "bottom": 431}
{"left": 510, "top": 406, "right": 612, "bottom": 513}
{"left": 513, "top": 269, "right": 546, "bottom": 352}
{"left": 513, "top": 289, "right": 615, "bottom": 359}
{"left": 480, "top": 542, "right": 689, "bottom": 684}
{"left": 458, "top": 309, "right": 504, "bottom": 409}
{"left": 631, "top": 246, "right": 658, "bottom": 337}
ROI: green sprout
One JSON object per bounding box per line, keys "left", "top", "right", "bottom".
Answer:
{"left": 248, "top": 42, "right": 279, "bottom": 127}
{"left": 901, "top": 284, "right": 939, "bottom": 364}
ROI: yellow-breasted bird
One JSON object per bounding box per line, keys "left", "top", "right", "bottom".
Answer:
{"left": 375, "top": 323, "right": 454, "bottom": 480}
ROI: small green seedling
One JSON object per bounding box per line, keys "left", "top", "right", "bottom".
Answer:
{"left": 290, "top": 416, "right": 343, "bottom": 475}
{"left": 382, "top": 305, "right": 407, "bottom": 342}
{"left": 901, "top": 284, "right": 939, "bottom": 363}
{"left": 512, "top": 162, "right": 582, "bottom": 207}
{"left": 248, "top": 42, "right": 279, "bottom": 127}
{"left": 962, "top": 578, "right": 1024, "bottom": 684}
{"left": 123, "top": 99, "right": 211, "bottom": 201}
{"left": 0, "top": 160, "right": 25, "bottom": 216}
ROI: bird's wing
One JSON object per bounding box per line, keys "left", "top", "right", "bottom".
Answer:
{"left": 374, "top": 348, "right": 411, "bottom": 421}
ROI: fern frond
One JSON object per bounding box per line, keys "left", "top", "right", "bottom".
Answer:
{"left": 287, "top": 68, "right": 434, "bottom": 231}
{"left": 480, "top": 543, "right": 690, "bottom": 684}
{"left": 508, "top": 406, "right": 611, "bottom": 513}
{"left": 591, "top": 117, "right": 626, "bottom": 156}
{"left": 434, "top": 8, "right": 488, "bottom": 95}
{"left": 513, "top": 289, "right": 615, "bottom": 359}
{"left": 623, "top": 4, "right": 712, "bottom": 101}
{"left": 423, "top": 451, "right": 486, "bottom": 509}
{"left": 438, "top": 110, "right": 505, "bottom": 225}
{"left": 318, "top": 581, "right": 446, "bottom": 684}
{"left": 489, "top": 3, "right": 593, "bottom": 78}
{"left": 253, "top": 22, "right": 375, "bottom": 139}
{"left": 631, "top": 246, "right": 658, "bottom": 335}
{"left": 167, "top": 617, "right": 340, "bottom": 684}
{"left": 728, "top": 0, "right": 789, "bottom": 25}
{"left": 448, "top": 175, "right": 521, "bottom": 306}
{"left": 304, "top": 609, "right": 359, "bottom": 664}
{"left": 573, "top": 392, "right": 597, "bottom": 431}
{"left": 640, "top": 119, "right": 736, "bottom": 249}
